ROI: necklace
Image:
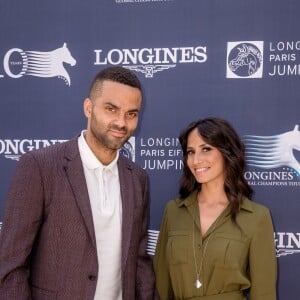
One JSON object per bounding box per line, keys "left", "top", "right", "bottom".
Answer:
{"left": 192, "top": 202, "right": 219, "bottom": 289}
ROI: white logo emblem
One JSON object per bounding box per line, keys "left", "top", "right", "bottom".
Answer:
{"left": 0, "top": 139, "right": 68, "bottom": 161}
{"left": 244, "top": 125, "right": 300, "bottom": 175}
{"left": 3, "top": 43, "right": 76, "bottom": 86}
{"left": 94, "top": 46, "right": 207, "bottom": 78}
{"left": 124, "top": 64, "right": 176, "bottom": 78}
{"left": 227, "top": 41, "right": 263, "bottom": 78}
{"left": 275, "top": 232, "right": 300, "bottom": 258}
{"left": 119, "top": 137, "right": 135, "bottom": 161}
{"left": 147, "top": 229, "right": 159, "bottom": 256}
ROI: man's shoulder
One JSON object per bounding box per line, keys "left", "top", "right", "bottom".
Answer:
{"left": 20, "top": 137, "right": 78, "bottom": 161}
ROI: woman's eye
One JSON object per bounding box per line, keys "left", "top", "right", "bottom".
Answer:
{"left": 203, "top": 146, "right": 212, "bottom": 152}
{"left": 187, "top": 150, "right": 194, "bottom": 156}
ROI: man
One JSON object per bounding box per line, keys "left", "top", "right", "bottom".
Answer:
{"left": 0, "top": 66, "right": 157, "bottom": 299}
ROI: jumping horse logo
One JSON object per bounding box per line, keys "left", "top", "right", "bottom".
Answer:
{"left": 243, "top": 125, "right": 300, "bottom": 175}
{"left": 3, "top": 43, "right": 76, "bottom": 86}
{"left": 119, "top": 137, "right": 135, "bottom": 162}
{"left": 226, "top": 41, "right": 263, "bottom": 78}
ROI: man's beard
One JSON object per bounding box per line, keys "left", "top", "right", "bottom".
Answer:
{"left": 91, "top": 123, "right": 130, "bottom": 151}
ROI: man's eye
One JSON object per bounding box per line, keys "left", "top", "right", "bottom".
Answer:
{"left": 106, "top": 106, "right": 116, "bottom": 112}
{"left": 127, "top": 112, "right": 138, "bottom": 119}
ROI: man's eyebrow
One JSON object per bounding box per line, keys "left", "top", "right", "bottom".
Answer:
{"left": 128, "top": 108, "right": 140, "bottom": 113}
{"left": 104, "top": 101, "right": 118, "bottom": 107}
{"left": 104, "top": 101, "right": 140, "bottom": 112}
{"left": 104, "top": 101, "right": 119, "bottom": 108}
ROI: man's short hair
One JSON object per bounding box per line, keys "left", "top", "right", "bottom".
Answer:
{"left": 89, "top": 66, "right": 142, "bottom": 99}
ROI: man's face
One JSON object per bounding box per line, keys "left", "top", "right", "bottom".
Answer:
{"left": 85, "top": 80, "right": 142, "bottom": 152}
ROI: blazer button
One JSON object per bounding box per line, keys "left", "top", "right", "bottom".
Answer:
{"left": 88, "top": 275, "right": 97, "bottom": 281}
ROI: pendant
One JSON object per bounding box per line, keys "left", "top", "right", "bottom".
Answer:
{"left": 194, "top": 279, "right": 202, "bottom": 289}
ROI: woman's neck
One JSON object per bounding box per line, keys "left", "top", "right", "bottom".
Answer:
{"left": 198, "top": 183, "right": 228, "bottom": 205}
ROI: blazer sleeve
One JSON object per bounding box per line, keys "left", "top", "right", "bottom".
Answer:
{"left": 135, "top": 174, "right": 159, "bottom": 300}
{"left": 153, "top": 204, "right": 175, "bottom": 300}
{"left": 0, "top": 153, "right": 44, "bottom": 299}
{"left": 248, "top": 208, "right": 277, "bottom": 300}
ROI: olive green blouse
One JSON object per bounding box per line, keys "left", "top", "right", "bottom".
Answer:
{"left": 153, "top": 190, "right": 277, "bottom": 300}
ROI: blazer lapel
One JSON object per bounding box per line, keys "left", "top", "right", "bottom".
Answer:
{"left": 118, "top": 157, "right": 134, "bottom": 272}
{"left": 63, "top": 138, "right": 96, "bottom": 248}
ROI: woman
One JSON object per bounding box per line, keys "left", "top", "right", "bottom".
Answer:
{"left": 154, "top": 117, "right": 277, "bottom": 300}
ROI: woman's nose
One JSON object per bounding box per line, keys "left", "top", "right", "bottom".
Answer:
{"left": 193, "top": 151, "right": 203, "bottom": 164}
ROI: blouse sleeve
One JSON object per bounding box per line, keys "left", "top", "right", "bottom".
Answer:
{"left": 248, "top": 208, "right": 277, "bottom": 300}
{"left": 153, "top": 205, "right": 175, "bottom": 300}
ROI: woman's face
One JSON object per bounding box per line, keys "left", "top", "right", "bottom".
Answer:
{"left": 186, "top": 128, "right": 226, "bottom": 186}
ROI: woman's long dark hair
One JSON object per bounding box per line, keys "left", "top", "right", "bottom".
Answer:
{"left": 179, "top": 117, "right": 253, "bottom": 223}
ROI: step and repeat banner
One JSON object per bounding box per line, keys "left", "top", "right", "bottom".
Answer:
{"left": 0, "top": 1, "right": 299, "bottom": 298}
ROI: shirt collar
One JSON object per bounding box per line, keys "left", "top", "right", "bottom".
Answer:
{"left": 239, "top": 197, "right": 254, "bottom": 212}
{"left": 78, "top": 130, "right": 119, "bottom": 175}
{"left": 177, "top": 189, "right": 253, "bottom": 214}
{"left": 177, "top": 189, "right": 198, "bottom": 208}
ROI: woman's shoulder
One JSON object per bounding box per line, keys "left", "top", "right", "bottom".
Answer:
{"left": 241, "top": 197, "right": 272, "bottom": 219}
{"left": 165, "top": 198, "right": 182, "bottom": 210}
{"left": 239, "top": 198, "right": 275, "bottom": 238}
{"left": 163, "top": 191, "right": 197, "bottom": 215}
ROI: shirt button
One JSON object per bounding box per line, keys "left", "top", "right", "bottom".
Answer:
{"left": 88, "top": 275, "right": 97, "bottom": 281}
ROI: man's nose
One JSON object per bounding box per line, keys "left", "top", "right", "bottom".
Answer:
{"left": 114, "top": 114, "right": 127, "bottom": 128}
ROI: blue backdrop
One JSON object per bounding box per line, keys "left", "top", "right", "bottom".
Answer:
{"left": 1, "top": 1, "right": 299, "bottom": 298}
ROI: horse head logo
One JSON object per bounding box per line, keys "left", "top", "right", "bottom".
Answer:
{"left": 25, "top": 42, "right": 76, "bottom": 86}
{"left": 4, "top": 43, "right": 76, "bottom": 86}
{"left": 119, "top": 137, "right": 135, "bottom": 161}
{"left": 228, "top": 43, "right": 263, "bottom": 77}
{"left": 244, "top": 125, "right": 300, "bottom": 175}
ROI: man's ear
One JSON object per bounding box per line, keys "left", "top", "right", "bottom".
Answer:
{"left": 83, "top": 98, "right": 92, "bottom": 118}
